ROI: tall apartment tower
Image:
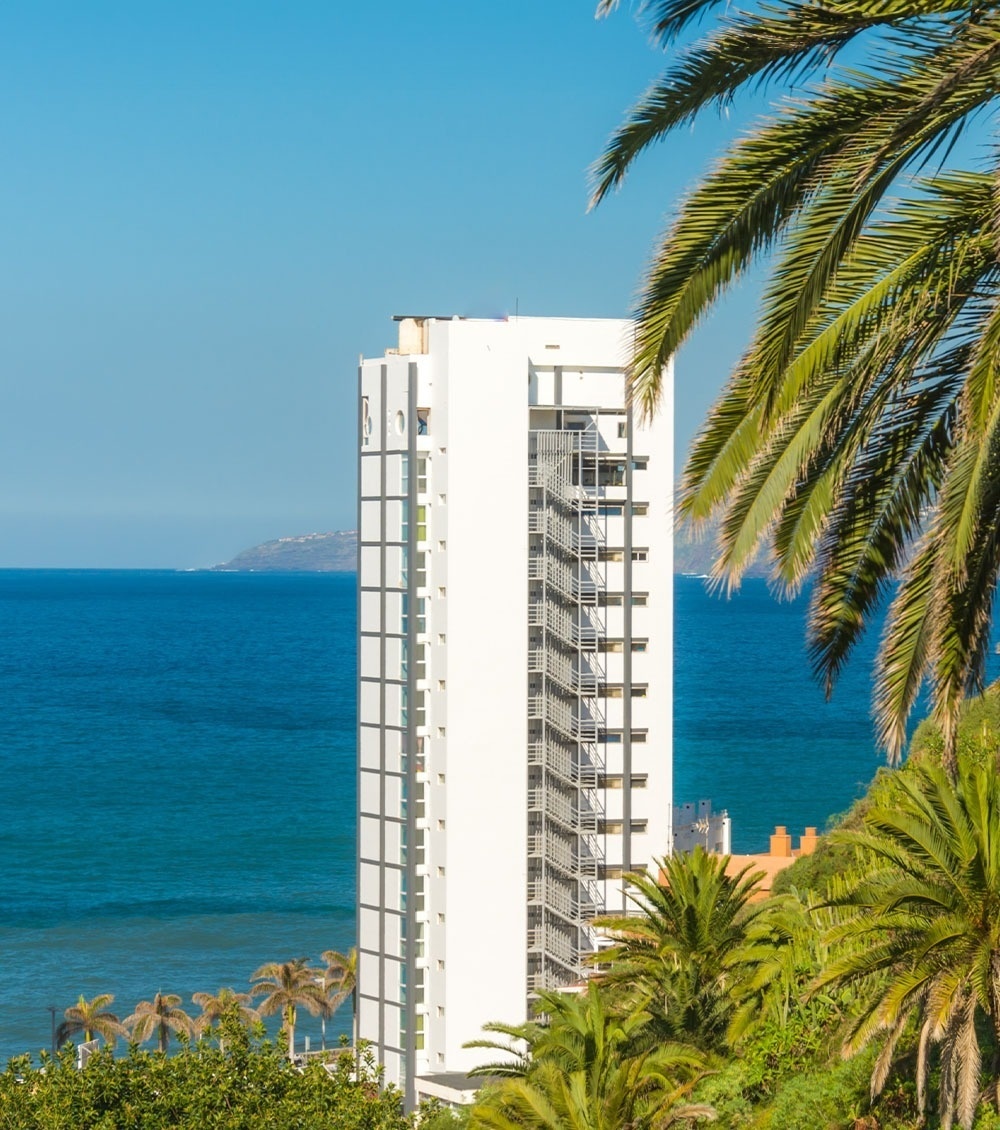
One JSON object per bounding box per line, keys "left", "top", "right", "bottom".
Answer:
{"left": 357, "top": 315, "right": 673, "bottom": 1106}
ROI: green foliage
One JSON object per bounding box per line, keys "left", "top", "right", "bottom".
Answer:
{"left": 467, "top": 982, "right": 713, "bottom": 1129}
{"left": 755, "top": 1051, "right": 876, "bottom": 1130}
{"left": 418, "top": 1100, "right": 472, "bottom": 1130}
{"left": 909, "top": 681, "right": 1000, "bottom": 770}
{"left": 769, "top": 837, "right": 853, "bottom": 900}
{"left": 595, "top": 846, "right": 769, "bottom": 1051}
{"left": 0, "top": 1030, "right": 409, "bottom": 1129}
{"left": 595, "top": 0, "right": 1000, "bottom": 770}
{"left": 815, "top": 754, "right": 1000, "bottom": 1128}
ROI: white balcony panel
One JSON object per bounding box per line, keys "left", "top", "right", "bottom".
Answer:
{"left": 360, "top": 770, "right": 382, "bottom": 817}
{"left": 360, "top": 499, "right": 381, "bottom": 542}
{"left": 359, "top": 815, "right": 381, "bottom": 859}
{"left": 359, "top": 906, "right": 380, "bottom": 945}
{"left": 385, "top": 636, "right": 405, "bottom": 682}
{"left": 359, "top": 950, "right": 381, "bottom": 995}
{"left": 384, "top": 590, "right": 405, "bottom": 632}
{"left": 361, "top": 456, "right": 381, "bottom": 497}
{"left": 385, "top": 682, "right": 404, "bottom": 728}
{"left": 385, "top": 499, "right": 406, "bottom": 542}
{"left": 358, "top": 993, "right": 380, "bottom": 1040}
{"left": 385, "top": 867, "right": 403, "bottom": 910}
{"left": 360, "top": 590, "right": 381, "bottom": 634}
{"left": 384, "top": 774, "right": 403, "bottom": 820}
{"left": 359, "top": 684, "right": 382, "bottom": 726}
{"left": 385, "top": 951, "right": 405, "bottom": 999}
{"left": 385, "top": 544, "right": 407, "bottom": 586}
{"left": 385, "top": 821, "right": 402, "bottom": 866}
{"left": 359, "top": 724, "right": 380, "bottom": 770}
{"left": 384, "top": 727, "right": 403, "bottom": 775}
{"left": 384, "top": 455, "right": 406, "bottom": 498}
{"left": 360, "top": 634, "right": 380, "bottom": 676}
{"left": 360, "top": 862, "right": 381, "bottom": 906}
{"left": 360, "top": 544, "right": 381, "bottom": 580}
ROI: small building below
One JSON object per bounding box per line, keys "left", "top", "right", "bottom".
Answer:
{"left": 673, "top": 799, "right": 731, "bottom": 855}
{"left": 726, "top": 825, "right": 819, "bottom": 899}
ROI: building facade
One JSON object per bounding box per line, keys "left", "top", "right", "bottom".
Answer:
{"left": 356, "top": 315, "right": 673, "bottom": 1104}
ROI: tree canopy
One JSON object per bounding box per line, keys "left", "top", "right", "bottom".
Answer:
{"left": 595, "top": 0, "right": 1000, "bottom": 773}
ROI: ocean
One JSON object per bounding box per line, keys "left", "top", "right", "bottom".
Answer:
{"left": 0, "top": 569, "right": 913, "bottom": 1065}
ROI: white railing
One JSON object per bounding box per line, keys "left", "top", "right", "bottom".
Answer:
{"left": 528, "top": 603, "right": 598, "bottom": 650}
{"left": 527, "top": 738, "right": 600, "bottom": 788}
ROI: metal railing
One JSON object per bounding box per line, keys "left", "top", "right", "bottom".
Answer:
{"left": 527, "top": 603, "right": 598, "bottom": 650}
{"left": 527, "top": 923, "right": 578, "bottom": 967}
{"left": 527, "top": 738, "right": 599, "bottom": 788}
{"left": 527, "top": 786, "right": 599, "bottom": 833}
{"left": 526, "top": 421, "right": 609, "bottom": 991}
{"left": 528, "top": 509, "right": 599, "bottom": 561}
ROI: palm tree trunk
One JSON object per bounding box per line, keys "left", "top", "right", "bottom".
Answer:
{"left": 990, "top": 966, "right": 1000, "bottom": 1110}
{"left": 286, "top": 1005, "right": 296, "bottom": 1061}
{"left": 942, "top": 728, "right": 959, "bottom": 783}
{"left": 352, "top": 989, "right": 358, "bottom": 1081}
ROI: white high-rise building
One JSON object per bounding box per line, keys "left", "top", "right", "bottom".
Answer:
{"left": 356, "top": 315, "right": 673, "bottom": 1106}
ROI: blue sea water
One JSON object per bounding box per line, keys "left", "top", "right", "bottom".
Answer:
{"left": 0, "top": 571, "right": 357, "bottom": 1065}
{"left": 0, "top": 569, "right": 950, "bottom": 1065}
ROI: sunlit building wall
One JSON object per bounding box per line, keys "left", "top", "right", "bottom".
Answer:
{"left": 356, "top": 314, "right": 673, "bottom": 1106}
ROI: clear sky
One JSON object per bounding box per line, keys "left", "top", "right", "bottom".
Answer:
{"left": 0, "top": 1, "right": 754, "bottom": 568}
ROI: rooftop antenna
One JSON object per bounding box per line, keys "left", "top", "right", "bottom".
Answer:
{"left": 515, "top": 297, "right": 519, "bottom": 320}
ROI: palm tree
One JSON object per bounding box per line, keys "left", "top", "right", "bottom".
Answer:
{"left": 593, "top": 0, "right": 1000, "bottom": 774}
{"left": 191, "top": 987, "right": 260, "bottom": 1039}
{"left": 56, "top": 993, "right": 127, "bottom": 1048}
{"left": 725, "top": 893, "right": 833, "bottom": 1046}
{"left": 250, "top": 958, "right": 328, "bottom": 1061}
{"left": 320, "top": 947, "right": 357, "bottom": 1048}
{"left": 467, "top": 982, "right": 713, "bottom": 1129}
{"left": 124, "top": 992, "right": 194, "bottom": 1053}
{"left": 594, "top": 847, "right": 767, "bottom": 1051}
{"left": 815, "top": 756, "right": 1000, "bottom": 1129}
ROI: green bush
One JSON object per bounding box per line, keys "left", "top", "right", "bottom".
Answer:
{"left": 0, "top": 1027, "right": 410, "bottom": 1129}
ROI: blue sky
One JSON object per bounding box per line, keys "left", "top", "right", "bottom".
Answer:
{"left": 0, "top": 1, "right": 754, "bottom": 568}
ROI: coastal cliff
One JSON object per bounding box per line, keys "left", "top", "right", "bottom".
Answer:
{"left": 214, "top": 523, "right": 766, "bottom": 576}
{"left": 213, "top": 531, "right": 357, "bottom": 572}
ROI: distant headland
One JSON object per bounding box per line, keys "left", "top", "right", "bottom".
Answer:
{"left": 212, "top": 531, "right": 357, "bottom": 572}
{"left": 213, "top": 522, "right": 767, "bottom": 577}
